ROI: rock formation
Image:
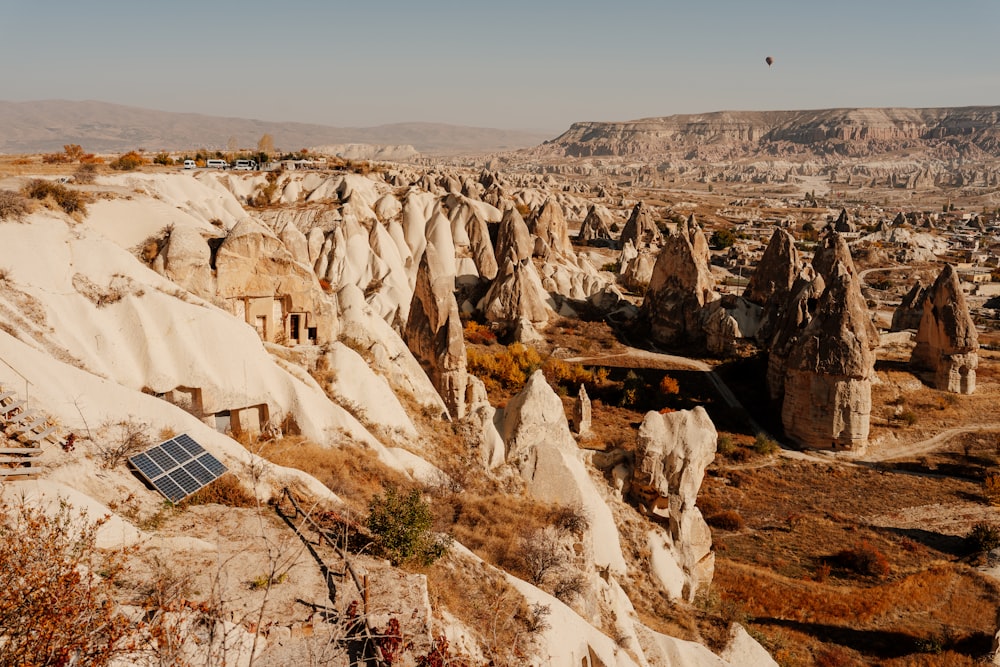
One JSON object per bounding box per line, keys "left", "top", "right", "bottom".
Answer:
{"left": 403, "top": 243, "right": 468, "bottom": 419}
{"left": 703, "top": 295, "right": 762, "bottom": 357}
{"left": 911, "top": 264, "right": 978, "bottom": 394}
{"left": 639, "top": 226, "right": 718, "bottom": 348}
{"left": 620, "top": 201, "right": 663, "bottom": 249}
{"left": 781, "top": 259, "right": 878, "bottom": 450}
{"left": 479, "top": 207, "right": 556, "bottom": 334}
{"left": 630, "top": 407, "right": 717, "bottom": 600}
{"left": 215, "top": 219, "right": 335, "bottom": 345}
{"left": 765, "top": 266, "right": 825, "bottom": 401}
{"left": 529, "top": 197, "right": 574, "bottom": 258}
{"left": 744, "top": 228, "right": 801, "bottom": 343}
{"left": 572, "top": 384, "right": 592, "bottom": 436}
{"left": 579, "top": 204, "right": 615, "bottom": 244}
{"left": 890, "top": 279, "right": 929, "bottom": 331}
{"left": 500, "top": 370, "right": 626, "bottom": 574}
{"left": 833, "top": 208, "right": 855, "bottom": 233}
{"left": 157, "top": 225, "right": 216, "bottom": 298}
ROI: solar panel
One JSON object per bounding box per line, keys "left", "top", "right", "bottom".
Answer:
{"left": 127, "top": 433, "right": 228, "bottom": 503}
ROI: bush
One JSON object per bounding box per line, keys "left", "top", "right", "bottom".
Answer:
{"left": 752, "top": 433, "right": 780, "bottom": 456}
{"left": 367, "top": 485, "right": 451, "bottom": 566}
{"left": 0, "top": 190, "right": 30, "bottom": 221}
{"left": 153, "top": 152, "right": 173, "bottom": 166}
{"left": 110, "top": 151, "right": 146, "bottom": 171}
{"left": 96, "top": 418, "right": 151, "bottom": 469}
{"left": 74, "top": 162, "right": 98, "bottom": 184}
{"left": 463, "top": 320, "right": 496, "bottom": 345}
{"left": 658, "top": 375, "right": 680, "bottom": 396}
{"left": 966, "top": 522, "right": 1000, "bottom": 555}
{"left": 897, "top": 409, "right": 918, "bottom": 426}
{"left": 0, "top": 498, "right": 132, "bottom": 666}
{"left": 710, "top": 228, "right": 737, "bottom": 249}
{"left": 716, "top": 434, "right": 736, "bottom": 457}
{"left": 834, "top": 540, "right": 890, "bottom": 578}
{"left": 22, "top": 179, "right": 86, "bottom": 215}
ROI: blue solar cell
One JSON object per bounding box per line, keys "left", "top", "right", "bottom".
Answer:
{"left": 147, "top": 447, "right": 176, "bottom": 471}
{"left": 184, "top": 459, "right": 216, "bottom": 485}
{"left": 161, "top": 439, "right": 188, "bottom": 464}
{"left": 155, "top": 476, "right": 186, "bottom": 503}
{"left": 170, "top": 468, "right": 201, "bottom": 495}
{"left": 175, "top": 433, "right": 203, "bottom": 456}
{"left": 129, "top": 452, "right": 163, "bottom": 478}
{"left": 197, "top": 453, "right": 227, "bottom": 476}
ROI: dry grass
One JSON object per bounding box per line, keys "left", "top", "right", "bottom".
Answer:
{"left": 432, "top": 492, "right": 575, "bottom": 579}
{"left": 424, "top": 554, "right": 550, "bottom": 667}
{"left": 243, "top": 435, "right": 413, "bottom": 514}
{"left": 183, "top": 473, "right": 257, "bottom": 508}
{"left": 715, "top": 559, "right": 997, "bottom": 666}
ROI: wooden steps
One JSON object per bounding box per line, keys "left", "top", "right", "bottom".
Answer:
{"left": 0, "top": 386, "right": 55, "bottom": 477}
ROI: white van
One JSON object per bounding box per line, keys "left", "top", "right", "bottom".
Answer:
{"left": 206, "top": 159, "right": 229, "bottom": 169}
{"left": 233, "top": 159, "right": 257, "bottom": 171}
{"left": 183, "top": 159, "right": 196, "bottom": 169}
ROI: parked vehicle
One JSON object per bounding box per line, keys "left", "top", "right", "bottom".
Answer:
{"left": 183, "top": 160, "right": 196, "bottom": 169}
{"left": 233, "top": 159, "right": 257, "bottom": 171}
{"left": 206, "top": 159, "right": 229, "bottom": 169}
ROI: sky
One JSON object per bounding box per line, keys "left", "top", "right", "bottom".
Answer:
{"left": 2, "top": 0, "right": 999, "bottom": 132}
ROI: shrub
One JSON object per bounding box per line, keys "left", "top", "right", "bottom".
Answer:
{"left": 710, "top": 228, "right": 737, "bottom": 249}
{"left": 834, "top": 540, "right": 890, "bottom": 578}
{"left": 110, "top": 151, "right": 146, "bottom": 171}
{"left": 96, "top": 418, "right": 151, "bottom": 469}
{"left": 716, "top": 434, "right": 736, "bottom": 457}
{"left": 0, "top": 498, "right": 132, "bottom": 666}
{"left": 658, "top": 375, "right": 680, "bottom": 396}
{"left": 367, "top": 485, "right": 451, "bottom": 566}
{"left": 22, "top": 179, "right": 86, "bottom": 215}
{"left": 74, "top": 162, "right": 98, "bottom": 184}
{"left": 0, "top": 190, "right": 30, "bottom": 221}
{"left": 463, "top": 319, "right": 496, "bottom": 345}
{"left": 153, "top": 153, "right": 173, "bottom": 166}
{"left": 752, "top": 433, "right": 780, "bottom": 456}
{"left": 898, "top": 409, "right": 918, "bottom": 426}
{"left": 966, "top": 522, "right": 1000, "bottom": 555}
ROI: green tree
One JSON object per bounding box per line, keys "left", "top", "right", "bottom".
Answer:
{"left": 367, "top": 486, "right": 451, "bottom": 565}
{"left": 710, "top": 228, "right": 737, "bottom": 249}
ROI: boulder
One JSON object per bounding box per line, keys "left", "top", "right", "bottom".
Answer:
{"left": 160, "top": 226, "right": 216, "bottom": 298}
{"left": 403, "top": 244, "right": 467, "bottom": 419}
{"left": 911, "top": 264, "right": 978, "bottom": 394}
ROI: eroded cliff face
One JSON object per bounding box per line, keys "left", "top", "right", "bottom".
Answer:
{"left": 542, "top": 107, "right": 1000, "bottom": 159}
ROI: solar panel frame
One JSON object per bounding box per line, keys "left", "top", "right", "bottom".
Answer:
{"left": 127, "top": 433, "right": 228, "bottom": 503}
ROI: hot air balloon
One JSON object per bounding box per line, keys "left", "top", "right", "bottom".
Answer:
{"left": 765, "top": 56, "right": 774, "bottom": 67}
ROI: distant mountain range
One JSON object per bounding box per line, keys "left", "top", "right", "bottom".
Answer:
{"left": 0, "top": 100, "right": 552, "bottom": 155}
{"left": 535, "top": 106, "right": 1000, "bottom": 161}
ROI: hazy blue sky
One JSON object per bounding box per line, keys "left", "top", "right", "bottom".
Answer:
{"left": 2, "top": 0, "right": 998, "bottom": 132}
